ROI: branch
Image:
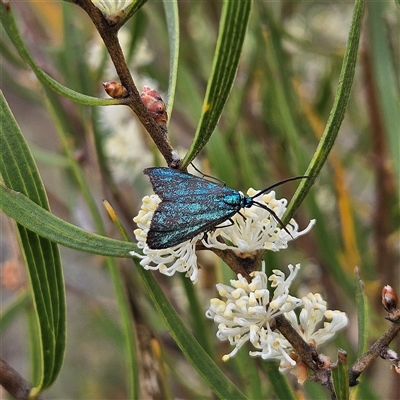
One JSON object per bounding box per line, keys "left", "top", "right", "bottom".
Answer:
{"left": 349, "top": 286, "right": 400, "bottom": 386}
{"left": 73, "top": 0, "right": 181, "bottom": 167}
{"left": 275, "top": 315, "right": 337, "bottom": 399}
{"left": 0, "top": 358, "right": 40, "bottom": 400}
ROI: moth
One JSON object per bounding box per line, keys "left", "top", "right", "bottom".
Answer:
{"left": 144, "top": 167, "right": 308, "bottom": 250}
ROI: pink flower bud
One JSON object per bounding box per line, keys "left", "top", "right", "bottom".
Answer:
{"left": 141, "top": 86, "right": 168, "bottom": 127}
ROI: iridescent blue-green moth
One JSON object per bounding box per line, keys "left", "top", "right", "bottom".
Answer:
{"left": 144, "top": 167, "right": 308, "bottom": 249}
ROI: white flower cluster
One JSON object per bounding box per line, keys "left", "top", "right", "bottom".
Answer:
{"left": 206, "top": 264, "right": 302, "bottom": 361}
{"left": 205, "top": 264, "right": 348, "bottom": 376}
{"left": 130, "top": 189, "right": 315, "bottom": 283}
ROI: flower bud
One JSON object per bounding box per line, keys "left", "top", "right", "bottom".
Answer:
{"left": 92, "top": 0, "right": 131, "bottom": 25}
{"left": 382, "top": 285, "right": 398, "bottom": 312}
{"left": 103, "top": 81, "right": 128, "bottom": 98}
{"left": 141, "top": 86, "right": 168, "bottom": 127}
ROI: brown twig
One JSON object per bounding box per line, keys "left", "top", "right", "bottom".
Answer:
{"left": 349, "top": 306, "right": 400, "bottom": 386}
{"left": 275, "top": 315, "right": 321, "bottom": 371}
{"left": 73, "top": 0, "right": 181, "bottom": 167}
{"left": 207, "top": 247, "right": 264, "bottom": 280}
{"left": 0, "top": 358, "right": 40, "bottom": 400}
{"left": 274, "top": 315, "right": 337, "bottom": 399}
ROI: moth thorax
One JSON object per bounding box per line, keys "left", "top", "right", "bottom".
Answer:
{"left": 243, "top": 196, "right": 254, "bottom": 209}
{"left": 223, "top": 193, "right": 244, "bottom": 208}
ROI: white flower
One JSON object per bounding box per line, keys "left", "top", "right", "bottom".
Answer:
{"left": 276, "top": 293, "right": 348, "bottom": 375}
{"left": 205, "top": 263, "right": 302, "bottom": 361}
{"left": 92, "top": 0, "right": 132, "bottom": 18}
{"left": 284, "top": 292, "right": 348, "bottom": 353}
{"left": 203, "top": 189, "right": 315, "bottom": 253}
{"left": 249, "top": 325, "right": 295, "bottom": 366}
{"left": 130, "top": 195, "right": 201, "bottom": 283}
{"left": 206, "top": 263, "right": 348, "bottom": 376}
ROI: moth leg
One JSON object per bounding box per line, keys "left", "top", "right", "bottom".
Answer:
{"left": 201, "top": 231, "right": 210, "bottom": 244}
{"left": 201, "top": 218, "right": 235, "bottom": 244}
{"left": 213, "top": 218, "right": 235, "bottom": 230}
{"left": 201, "top": 219, "right": 235, "bottom": 245}
{"left": 237, "top": 211, "right": 247, "bottom": 221}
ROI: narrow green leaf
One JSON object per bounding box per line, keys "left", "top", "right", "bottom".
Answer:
{"left": 233, "top": 351, "right": 262, "bottom": 399}
{"left": 180, "top": 275, "right": 213, "bottom": 357}
{"left": 304, "top": 380, "right": 332, "bottom": 399}
{"left": 104, "top": 259, "right": 140, "bottom": 400}
{"left": 163, "top": 0, "right": 179, "bottom": 121}
{"left": 98, "top": 210, "right": 140, "bottom": 400}
{"left": 0, "top": 4, "right": 119, "bottom": 106}
{"left": 181, "top": 0, "right": 252, "bottom": 168}
{"left": 0, "top": 92, "right": 66, "bottom": 391}
{"left": 29, "top": 143, "right": 70, "bottom": 168}
{"left": 120, "top": 0, "right": 149, "bottom": 26}
{"left": 283, "top": 0, "right": 365, "bottom": 224}
{"left": 355, "top": 268, "right": 369, "bottom": 356}
{"left": 27, "top": 300, "right": 42, "bottom": 387}
{"left": 0, "top": 182, "right": 136, "bottom": 258}
{"left": 332, "top": 349, "right": 349, "bottom": 400}
{"left": 262, "top": 361, "right": 297, "bottom": 400}
{"left": 0, "top": 291, "right": 30, "bottom": 334}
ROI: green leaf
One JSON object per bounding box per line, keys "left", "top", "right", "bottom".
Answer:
{"left": 283, "top": 0, "right": 365, "bottom": 224}
{"left": 163, "top": 0, "right": 179, "bottom": 122}
{"left": 233, "top": 351, "right": 262, "bottom": 399}
{"left": 104, "top": 259, "right": 140, "bottom": 400}
{"left": 0, "top": 291, "right": 30, "bottom": 334}
{"left": 0, "top": 3, "right": 119, "bottom": 106}
{"left": 332, "top": 349, "right": 349, "bottom": 400}
{"left": 181, "top": 0, "right": 252, "bottom": 168}
{"left": 355, "top": 268, "right": 369, "bottom": 356}
{"left": 120, "top": 0, "right": 149, "bottom": 26}
{"left": 180, "top": 274, "right": 213, "bottom": 357}
{"left": 0, "top": 182, "right": 136, "bottom": 257}
{"left": 0, "top": 91, "right": 66, "bottom": 391}
{"left": 262, "top": 361, "right": 297, "bottom": 400}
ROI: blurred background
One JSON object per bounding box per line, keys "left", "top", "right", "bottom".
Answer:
{"left": 1, "top": 0, "right": 399, "bottom": 398}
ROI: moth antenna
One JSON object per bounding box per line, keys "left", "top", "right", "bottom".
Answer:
{"left": 190, "top": 163, "right": 226, "bottom": 186}
{"left": 251, "top": 200, "right": 293, "bottom": 238}
{"left": 251, "top": 176, "right": 312, "bottom": 200}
